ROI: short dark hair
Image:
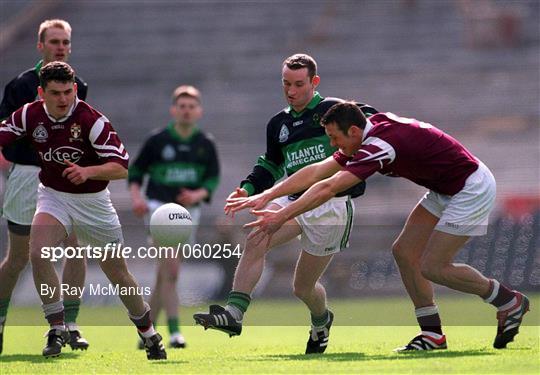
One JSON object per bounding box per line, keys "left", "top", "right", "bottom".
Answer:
{"left": 283, "top": 53, "right": 317, "bottom": 80}
{"left": 39, "top": 61, "right": 75, "bottom": 89}
{"left": 321, "top": 102, "right": 367, "bottom": 133}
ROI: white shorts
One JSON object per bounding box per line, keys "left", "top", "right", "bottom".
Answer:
{"left": 272, "top": 195, "right": 354, "bottom": 256}
{"left": 35, "top": 184, "right": 124, "bottom": 246}
{"left": 420, "top": 162, "right": 496, "bottom": 236}
{"left": 147, "top": 199, "right": 201, "bottom": 244}
{"left": 2, "top": 164, "right": 40, "bottom": 225}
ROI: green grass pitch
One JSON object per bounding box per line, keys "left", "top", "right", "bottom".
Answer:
{"left": 1, "top": 295, "right": 538, "bottom": 374}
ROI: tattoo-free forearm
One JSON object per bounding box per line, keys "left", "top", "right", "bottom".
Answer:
{"left": 86, "top": 162, "right": 128, "bottom": 181}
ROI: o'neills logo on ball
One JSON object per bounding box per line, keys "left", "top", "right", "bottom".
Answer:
{"left": 169, "top": 212, "right": 191, "bottom": 221}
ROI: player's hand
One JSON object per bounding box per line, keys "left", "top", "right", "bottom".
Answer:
{"left": 225, "top": 192, "right": 272, "bottom": 215}
{"left": 176, "top": 188, "right": 202, "bottom": 207}
{"left": 0, "top": 153, "right": 11, "bottom": 172}
{"left": 244, "top": 208, "right": 286, "bottom": 247}
{"left": 224, "top": 187, "right": 248, "bottom": 216}
{"left": 62, "top": 160, "right": 90, "bottom": 185}
{"left": 132, "top": 198, "right": 148, "bottom": 217}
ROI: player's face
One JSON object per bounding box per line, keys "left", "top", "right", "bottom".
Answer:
{"left": 38, "top": 81, "right": 77, "bottom": 120}
{"left": 38, "top": 27, "right": 71, "bottom": 64}
{"left": 325, "top": 122, "right": 363, "bottom": 157}
{"left": 170, "top": 96, "right": 202, "bottom": 126}
{"left": 282, "top": 67, "right": 320, "bottom": 112}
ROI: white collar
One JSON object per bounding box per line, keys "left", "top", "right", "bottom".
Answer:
{"left": 362, "top": 119, "right": 373, "bottom": 142}
{"left": 43, "top": 97, "right": 79, "bottom": 123}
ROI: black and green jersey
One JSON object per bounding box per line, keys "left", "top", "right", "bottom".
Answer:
{"left": 128, "top": 123, "right": 220, "bottom": 204}
{"left": 241, "top": 92, "right": 378, "bottom": 198}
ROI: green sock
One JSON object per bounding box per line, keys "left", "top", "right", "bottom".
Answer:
{"left": 226, "top": 291, "right": 251, "bottom": 313}
{"left": 64, "top": 300, "right": 81, "bottom": 324}
{"left": 311, "top": 309, "right": 329, "bottom": 328}
{"left": 167, "top": 317, "right": 180, "bottom": 334}
{"left": 0, "top": 298, "right": 10, "bottom": 322}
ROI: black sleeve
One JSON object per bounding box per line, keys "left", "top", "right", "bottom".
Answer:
{"left": 128, "top": 136, "right": 156, "bottom": 185}
{"left": 356, "top": 102, "right": 379, "bottom": 117}
{"left": 0, "top": 79, "right": 28, "bottom": 120}
{"left": 240, "top": 118, "right": 285, "bottom": 195}
{"left": 201, "top": 137, "right": 220, "bottom": 203}
{"left": 75, "top": 76, "right": 88, "bottom": 101}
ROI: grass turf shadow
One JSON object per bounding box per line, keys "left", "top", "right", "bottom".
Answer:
{"left": 0, "top": 352, "right": 79, "bottom": 363}
{"left": 258, "top": 349, "right": 496, "bottom": 362}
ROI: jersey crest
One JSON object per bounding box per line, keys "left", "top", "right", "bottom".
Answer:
{"left": 32, "top": 124, "right": 48, "bottom": 143}
{"left": 278, "top": 124, "right": 289, "bottom": 143}
{"left": 162, "top": 144, "right": 176, "bottom": 160}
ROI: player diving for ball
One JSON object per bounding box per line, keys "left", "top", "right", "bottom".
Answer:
{"left": 226, "top": 101, "right": 530, "bottom": 351}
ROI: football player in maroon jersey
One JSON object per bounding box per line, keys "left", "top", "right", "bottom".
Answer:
{"left": 227, "top": 101, "right": 529, "bottom": 352}
{"left": 0, "top": 62, "right": 166, "bottom": 360}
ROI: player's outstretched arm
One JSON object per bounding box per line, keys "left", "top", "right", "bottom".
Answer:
{"left": 226, "top": 156, "right": 342, "bottom": 214}
{"left": 245, "top": 170, "right": 361, "bottom": 240}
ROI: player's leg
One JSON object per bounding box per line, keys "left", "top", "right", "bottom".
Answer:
{"left": 0, "top": 225, "right": 30, "bottom": 355}
{"left": 0, "top": 164, "right": 39, "bottom": 355}
{"left": 70, "top": 189, "right": 166, "bottom": 360}
{"left": 61, "top": 232, "right": 89, "bottom": 350}
{"left": 193, "top": 202, "right": 301, "bottom": 336}
{"left": 421, "top": 162, "right": 529, "bottom": 349}
{"left": 292, "top": 250, "right": 334, "bottom": 354}
{"left": 97, "top": 253, "right": 166, "bottom": 360}
{"left": 157, "top": 256, "right": 185, "bottom": 348}
{"left": 137, "top": 270, "right": 163, "bottom": 350}
{"left": 391, "top": 202, "right": 447, "bottom": 352}
{"left": 29, "top": 212, "right": 71, "bottom": 357}
{"left": 421, "top": 231, "right": 529, "bottom": 348}
{"left": 158, "top": 205, "right": 200, "bottom": 348}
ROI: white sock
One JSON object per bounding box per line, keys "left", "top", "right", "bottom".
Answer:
{"left": 170, "top": 332, "right": 185, "bottom": 343}
{"left": 483, "top": 279, "right": 500, "bottom": 304}
{"left": 225, "top": 305, "right": 243, "bottom": 321}
{"left": 422, "top": 331, "right": 444, "bottom": 340}
{"left": 139, "top": 325, "right": 157, "bottom": 338}
{"left": 498, "top": 296, "right": 517, "bottom": 312}
{"left": 67, "top": 323, "right": 79, "bottom": 332}
{"left": 51, "top": 324, "right": 65, "bottom": 331}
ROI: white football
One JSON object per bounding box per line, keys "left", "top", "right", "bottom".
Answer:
{"left": 149, "top": 203, "right": 193, "bottom": 246}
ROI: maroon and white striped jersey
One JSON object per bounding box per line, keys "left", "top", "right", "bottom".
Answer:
{"left": 0, "top": 98, "right": 129, "bottom": 193}
{"left": 333, "top": 112, "right": 479, "bottom": 196}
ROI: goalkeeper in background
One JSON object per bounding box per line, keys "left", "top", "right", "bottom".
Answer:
{"left": 129, "top": 85, "right": 220, "bottom": 348}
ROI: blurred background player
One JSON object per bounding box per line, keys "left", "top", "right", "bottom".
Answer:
{"left": 0, "top": 62, "right": 167, "bottom": 359}
{"left": 231, "top": 102, "right": 530, "bottom": 351}
{"left": 129, "top": 85, "right": 220, "bottom": 348}
{"left": 0, "top": 19, "right": 89, "bottom": 354}
{"left": 194, "top": 54, "right": 377, "bottom": 354}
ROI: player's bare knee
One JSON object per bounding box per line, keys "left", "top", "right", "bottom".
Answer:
{"left": 392, "top": 240, "right": 413, "bottom": 265}
{"left": 106, "top": 269, "right": 133, "bottom": 286}
{"left": 243, "top": 236, "right": 267, "bottom": 259}
{"left": 162, "top": 270, "right": 178, "bottom": 285}
{"left": 6, "top": 252, "right": 29, "bottom": 273}
{"left": 292, "top": 282, "right": 313, "bottom": 301}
